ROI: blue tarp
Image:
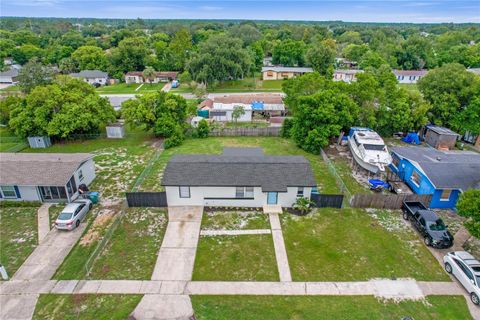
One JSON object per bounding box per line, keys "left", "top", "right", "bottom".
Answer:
{"left": 251, "top": 101, "right": 264, "bottom": 110}
{"left": 401, "top": 132, "right": 420, "bottom": 145}
{"left": 348, "top": 127, "right": 372, "bottom": 137}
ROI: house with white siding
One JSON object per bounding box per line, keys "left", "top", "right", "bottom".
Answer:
{"left": 333, "top": 69, "right": 363, "bottom": 83}
{"left": 261, "top": 66, "right": 313, "bottom": 80}
{"left": 124, "top": 71, "right": 178, "bottom": 84}
{"left": 393, "top": 70, "right": 428, "bottom": 84}
{"left": 70, "top": 70, "right": 109, "bottom": 86}
{"left": 0, "top": 68, "right": 19, "bottom": 84}
{"left": 162, "top": 148, "right": 316, "bottom": 208}
{"left": 0, "top": 153, "right": 95, "bottom": 203}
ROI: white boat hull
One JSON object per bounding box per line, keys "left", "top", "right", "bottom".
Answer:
{"left": 348, "top": 138, "right": 385, "bottom": 174}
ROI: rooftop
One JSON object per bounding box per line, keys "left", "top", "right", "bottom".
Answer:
{"left": 0, "top": 68, "right": 19, "bottom": 77}
{"left": 391, "top": 146, "right": 480, "bottom": 191}
{"left": 426, "top": 125, "right": 460, "bottom": 136}
{"left": 261, "top": 66, "right": 314, "bottom": 73}
{"left": 213, "top": 94, "right": 284, "bottom": 105}
{"left": 393, "top": 69, "right": 428, "bottom": 76}
{"left": 161, "top": 148, "right": 316, "bottom": 192}
{"left": 0, "top": 153, "right": 93, "bottom": 186}
{"left": 70, "top": 70, "right": 108, "bottom": 78}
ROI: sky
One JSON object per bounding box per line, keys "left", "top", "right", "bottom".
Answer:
{"left": 1, "top": 0, "right": 479, "bottom": 23}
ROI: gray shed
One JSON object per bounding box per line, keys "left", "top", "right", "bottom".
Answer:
{"left": 424, "top": 125, "right": 459, "bottom": 150}
{"left": 106, "top": 123, "right": 125, "bottom": 138}
{"left": 28, "top": 136, "right": 51, "bottom": 148}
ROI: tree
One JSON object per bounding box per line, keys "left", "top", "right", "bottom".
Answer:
{"left": 0, "top": 95, "right": 23, "bottom": 125}
{"left": 59, "top": 57, "right": 78, "bottom": 74}
{"left": 187, "top": 35, "right": 253, "bottom": 85}
{"left": 456, "top": 190, "right": 480, "bottom": 238}
{"left": 306, "top": 39, "right": 336, "bottom": 77}
{"left": 232, "top": 105, "right": 246, "bottom": 125}
{"left": 122, "top": 91, "right": 188, "bottom": 148}
{"left": 9, "top": 76, "right": 116, "bottom": 139}
{"left": 282, "top": 72, "right": 329, "bottom": 114}
{"left": 167, "top": 28, "right": 192, "bottom": 71}
{"left": 229, "top": 24, "right": 261, "bottom": 46}
{"left": 12, "top": 45, "right": 43, "bottom": 65}
{"left": 59, "top": 31, "right": 85, "bottom": 50}
{"left": 71, "top": 45, "right": 107, "bottom": 70}
{"left": 342, "top": 44, "right": 369, "bottom": 62}
{"left": 196, "top": 119, "right": 209, "bottom": 138}
{"left": 110, "top": 37, "right": 148, "bottom": 74}
{"left": 45, "top": 45, "right": 74, "bottom": 64}
{"left": 359, "top": 51, "right": 388, "bottom": 69}
{"left": 17, "top": 58, "right": 55, "bottom": 93}
{"left": 143, "top": 66, "right": 156, "bottom": 83}
{"left": 272, "top": 39, "right": 306, "bottom": 66}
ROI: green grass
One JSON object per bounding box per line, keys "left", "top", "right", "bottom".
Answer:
{"left": 224, "top": 122, "right": 270, "bottom": 128}
{"left": 33, "top": 294, "right": 142, "bottom": 320}
{"left": 193, "top": 234, "right": 279, "bottom": 281}
{"left": 0, "top": 127, "right": 26, "bottom": 152}
{"left": 88, "top": 208, "right": 167, "bottom": 279}
{"left": 137, "top": 83, "right": 166, "bottom": 92}
{"left": 48, "top": 205, "right": 64, "bottom": 228}
{"left": 139, "top": 137, "right": 339, "bottom": 194}
{"left": 96, "top": 83, "right": 141, "bottom": 94}
{"left": 191, "top": 295, "right": 472, "bottom": 320}
{"left": 0, "top": 206, "right": 39, "bottom": 277}
{"left": 281, "top": 208, "right": 449, "bottom": 281}
{"left": 329, "top": 156, "right": 371, "bottom": 194}
{"left": 202, "top": 210, "right": 270, "bottom": 230}
{"left": 208, "top": 77, "right": 284, "bottom": 93}
{"left": 259, "top": 79, "right": 285, "bottom": 90}
{"left": 399, "top": 83, "right": 420, "bottom": 94}
{"left": 0, "top": 85, "right": 20, "bottom": 92}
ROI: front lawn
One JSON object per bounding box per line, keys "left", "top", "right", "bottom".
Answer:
{"left": 95, "top": 83, "right": 140, "bottom": 94}
{"left": 137, "top": 83, "right": 166, "bottom": 92}
{"left": 193, "top": 234, "right": 279, "bottom": 281}
{"left": 139, "top": 137, "right": 339, "bottom": 194}
{"left": 202, "top": 209, "right": 270, "bottom": 230}
{"left": 33, "top": 294, "right": 142, "bottom": 320}
{"left": 0, "top": 204, "right": 39, "bottom": 277}
{"left": 88, "top": 208, "right": 167, "bottom": 279}
{"left": 281, "top": 208, "right": 449, "bottom": 281}
{"left": 191, "top": 295, "right": 471, "bottom": 320}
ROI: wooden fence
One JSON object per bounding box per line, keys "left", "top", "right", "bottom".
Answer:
{"left": 126, "top": 192, "right": 168, "bottom": 207}
{"left": 210, "top": 127, "right": 281, "bottom": 137}
{"left": 311, "top": 193, "right": 344, "bottom": 208}
{"left": 350, "top": 193, "right": 432, "bottom": 209}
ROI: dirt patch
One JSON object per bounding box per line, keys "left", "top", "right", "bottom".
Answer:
{"left": 463, "top": 237, "right": 480, "bottom": 259}
{"left": 79, "top": 211, "right": 116, "bottom": 246}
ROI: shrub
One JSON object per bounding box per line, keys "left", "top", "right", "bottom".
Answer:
{"left": 457, "top": 189, "right": 480, "bottom": 238}
{"left": 292, "top": 197, "right": 315, "bottom": 215}
{"left": 196, "top": 119, "right": 209, "bottom": 138}
{"left": 281, "top": 118, "right": 293, "bottom": 138}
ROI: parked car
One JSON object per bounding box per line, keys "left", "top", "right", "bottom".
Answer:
{"left": 402, "top": 201, "right": 454, "bottom": 248}
{"left": 444, "top": 251, "right": 480, "bottom": 305}
{"left": 54, "top": 199, "right": 92, "bottom": 231}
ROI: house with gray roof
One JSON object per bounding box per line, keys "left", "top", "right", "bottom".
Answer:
{"left": 389, "top": 146, "right": 480, "bottom": 209}
{"left": 0, "top": 68, "right": 19, "bottom": 84}
{"left": 0, "top": 153, "right": 95, "bottom": 203}
{"left": 70, "top": 70, "right": 109, "bottom": 86}
{"left": 261, "top": 66, "right": 313, "bottom": 81}
{"left": 162, "top": 147, "right": 316, "bottom": 207}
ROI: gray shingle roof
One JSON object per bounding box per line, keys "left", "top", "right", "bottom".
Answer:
{"left": 0, "top": 153, "right": 93, "bottom": 186}
{"left": 261, "top": 66, "right": 313, "bottom": 73}
{"left": 0, "top": 68, "right": 19, "bottom": 77}
{"left": 161, "top": 148, "right": 316, "bottom": 192}
{"left": 426, "top": 125, "right": 459, "bottom": 136}
{"left": 391, "top": 146, "right": 480, "bottom": 191}
{"left": 70, "top": 70, "right": 108, "bottom": 79}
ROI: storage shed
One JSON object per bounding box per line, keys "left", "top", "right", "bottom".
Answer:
{"left": 106, "top": 123, "right": 125, "bottom": 138}
{"left": 28, "top": 136, "right": 51, "bottom": 148}
{"left": 423, "top": 125, "right": 459, "bottom": 150}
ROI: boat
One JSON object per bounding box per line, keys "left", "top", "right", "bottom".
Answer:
{"left": 347, "top": 127, "right": 392, "bottom": 174}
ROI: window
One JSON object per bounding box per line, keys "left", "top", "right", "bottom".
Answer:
{"left": 78, "top": 170, "right": 84, "bottom": 181}
{"left": 179, "top": 186, "right": 190, "bottom": 198}
{"left": 297, "top": 187, "right": 304, "bottom": 198}
{"left": 419, "top": 217, "right": 426, "bottom": 226}
{"left": 411, "top": 171, "right": 422, "bottom": 186}
{"left": 392, "top": 156, "right": 400, "bottom": 169}
{"left": 0, "top": 186, "right": 17, "bottom": 198}
{"left": 440, "top": 189, "right": 451, "bottom": 201}
{"left": 363, "top": 144, "right": 385, "bottom": 151}
{"left": 267, "top": 71, "right": 273, "bottom": 77}
{"left": 235, "top": 187, "right": 254, "bottom": 198}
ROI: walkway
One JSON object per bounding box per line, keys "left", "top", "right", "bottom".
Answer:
{"left": 131, "top": 206, "right": 203, "bottom": 320}
{"left": 269, "top": 213, "right": 292, "bottom": 282}
{"left": 37, "top": 203, "right": 52, "bottom": 244}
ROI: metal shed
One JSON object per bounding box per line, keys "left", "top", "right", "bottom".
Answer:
{"left": 424, "top": 125, "right": 459, "bottom": 150}
{"left": 28, "top": 136, "right": 51, "bottom": 148}
{"left": 106, "top": 123, "right": 125, "bottom": 139}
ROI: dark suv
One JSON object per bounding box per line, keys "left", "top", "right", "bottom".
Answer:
{"left": 402, "top": 202, "right": 454, "bottom": 248}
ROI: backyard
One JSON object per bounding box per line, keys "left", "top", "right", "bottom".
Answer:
{"left": 0, "top": 127, "right": 27, "bottom": 152}
{"left": 281, "top": 208, "right": 449, "bottom": 281}
{"left": 170, "top": 77, "right": 285, "bottom": 93}
{"left": 0, "top": 203, "right": 39, "bottom": 277}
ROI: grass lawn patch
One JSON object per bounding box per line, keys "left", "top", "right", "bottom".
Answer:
{"left": 208, "top": 77, "right": 284, "bottom": 93}
{"left": 330, "top": 156, "right": 371, "bottom": 194}
{"left": 224, "top": 122, "right": 270, "bottom": 128}
{"left": 48, "top": 205, "right": 64, "bottom": 228}
{"left": 139, "top": 137, "right": 339, "bottom": 194}
{"left": 96, "top": 83, "right": 140, "bottom": 94}
{"left": 399, "top": 83, "right": 420, "bottom": 94}
{"left": 202, "top": 209, "right": 270, "bottom": 230}
{"left": 0, "top": 85, "right": 20, "bottom": 92}
{"left": 33, "top": 294, "right": 142, "bottom": 320}
{"left": 88, "top": 208, "right": 167, "bottom": 279}
{"left": 191, "top": 295, "right": 471, "bottom": 320}
{"left": 0, "top": 127, "right": 26, "bottom": 152}
{"left": 0, "top": 206, "right": 39, "bottom": 277}
{"left": 138, "top": 83, "right": 166, "bottom": 92}
{"left": 193, "top": 234, "right": 278, "bottom": 281}
{"left": 281, "top": 208, "right": 449, "bottom": 281}
{"left": 259, "top": 79, "right": 285, "bottom": 90}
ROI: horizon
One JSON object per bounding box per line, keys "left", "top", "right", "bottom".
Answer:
{"left": 1, "top": 0, "right": 479, "bottom": 24}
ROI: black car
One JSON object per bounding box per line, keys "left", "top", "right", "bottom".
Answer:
{"left": 402, "top": 201, "right": 454, "bottom": 249}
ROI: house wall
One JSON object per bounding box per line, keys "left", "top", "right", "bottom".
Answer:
{"left": 1, "top": 186, "right": 41, "bottom": 202}
{"left": 210, "top": 104, "right": 253, "bottom": 122}
{"left": 165, "top": 186, "right": 312, "bottom": 207}
{"left": 74, "top": 159, "right": 96, "bottom": 189}
{"left": 430, "top": 189, "right": 461, "bottom": 209}
{"left": 262, "top": 71, "right": 304, "bottom": 80}
{"left": 125, "top": 75, "right": 143, "bottom": 84}
{"left": 396, "top": 75, "right": 422, "bottom": 84}
{"left": 425, "top": 130, "right": 457, "bottom": 150}
{"left": 84, "top": 77, "right": 107, "bottom": 85}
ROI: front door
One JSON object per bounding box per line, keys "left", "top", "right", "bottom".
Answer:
{"left": 267, "top": 192, "right": 278, "bottom": 205}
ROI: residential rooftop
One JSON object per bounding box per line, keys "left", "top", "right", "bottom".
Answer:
{"left": 69, "top": 70, "right": 108, "bottom": 78}
{"left": 213, "top": 94, "right": 284, "bottom": 105}
{"left": 161, "top": 147, "right": 316, "bottom": 192}
{"left": 261, "top": 66, "right": 314, "bottom": 73}
{"left": 426, "top": 125, "right": 460, "bottom": 136}
{"left": 392, "top": 69, "right": 428, "bottom": 76}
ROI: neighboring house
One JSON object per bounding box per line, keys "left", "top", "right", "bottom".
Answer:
{"left": 162, "top": 147, "right": 316, "bottom": 207}
{"left": 0, "top": 153, "right": 95, "bottom": 203}
{"left": 261, "top": 66, "right": 313, "bottom": 80}
{"left": 101, "top": 94, "right": 134, "bottom": 111}
{"left": 205, "top": 94, "right": 285, "bottom": 122}
{"left": 389, "top": 146, "right": 480, "bottom": 209}
{"left": 393, "top": 70, "right": 428, "bottom": 84}
{"left": 333, "top": 69, "right": 363, "bottom": 83}
{"left": 335, "top": 58, "right": 358, "bottom": 69}
{"left": 463, "top": 131, "right": 480, "bottom": 148}
{"left": 124, "top": 71, "right": 178, "bottom": 84}
{"left": 70, "top": 70, "right": 109, "bottom": 86}
{"left": 0, "top": 68, "right": 19, "bottom": 84}
{"left": 422, "top": 125, "right": 460, "bottom": 150}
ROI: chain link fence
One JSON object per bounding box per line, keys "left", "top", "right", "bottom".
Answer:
{"left": 320, "top": 148, "right": 353, "bottom": 207}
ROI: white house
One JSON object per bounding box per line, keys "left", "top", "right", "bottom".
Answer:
{"left": 124, "top": 71, "right": 178, "bottom": 84}
{"left": 393, "top": 70, "right": 428, "bottom": 84}
{"left": 70, "top": 70, "right": 109, "bottom": 86}
{"left": 0, "top": 153, "right": 95, "bottom": 203}
{"left": 0, "top": 68, "right": 19, "bottom": 84}
{"left": 162, "top": 148, "right": 316, "bottom": 207}
{"left": 261, "top": 66, "right": 313, "bottom": 80}
{"left": 333, "top": 69, "right": 363, "bottom": 83}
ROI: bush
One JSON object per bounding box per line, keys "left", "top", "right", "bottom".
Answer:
{"left": 164, "top": 128, "right": 184, "bottom": 149}
{"left": 196, "top": 119, "right": 209, "bottom": 138}
{"left": 292, "top": 197, "right": 315, "bottom": 215}
{"left": 457, "top": 189, "right": 480, "bottom": 238}
{"left": 281, "top": 118, "right": 293, "bottom": 138}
